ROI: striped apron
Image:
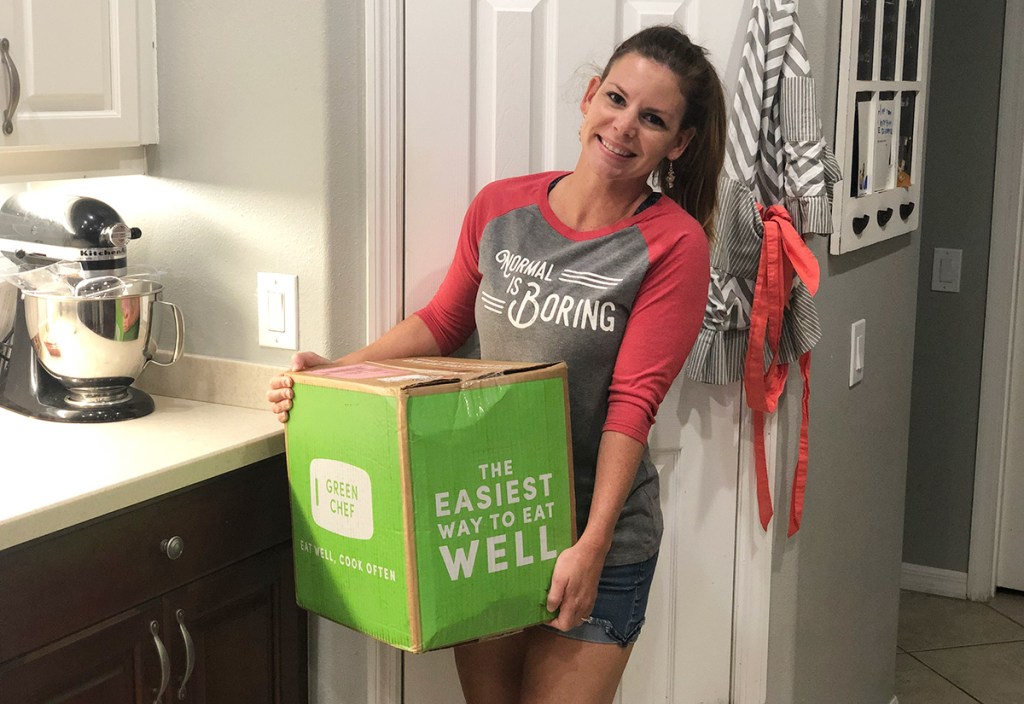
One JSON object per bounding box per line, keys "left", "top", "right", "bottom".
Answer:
{"left": 683, "top": 0, "right": 841, "bottom": 535}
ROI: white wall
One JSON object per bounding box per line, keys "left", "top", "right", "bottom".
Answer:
{"left": 9, "top": 0, "right": 368, "bottom": 367}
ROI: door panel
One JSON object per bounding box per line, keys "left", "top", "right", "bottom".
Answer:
{"left": 164, "top": 546, "right": 305, "bottom": 704}
{"left": 619, "top": 381, "right": 739, "bottom": 703}
{"left": 403, "top": 2, "right": 748, "bottom": 701}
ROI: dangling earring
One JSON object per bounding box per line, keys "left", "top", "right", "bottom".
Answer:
{"left": 665, "top": 162, "right": 676, "bottom": 190}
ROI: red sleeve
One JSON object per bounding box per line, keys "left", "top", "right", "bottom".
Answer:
{"left": 603, "top": 218, "right": 710, "bottom": 443}
{"left": 413, "top": 192, "right": 487, "bottom": 354}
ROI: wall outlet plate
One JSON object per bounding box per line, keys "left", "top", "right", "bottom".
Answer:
{"left": 257, "top": 273, "right": 298, "bottom": 349}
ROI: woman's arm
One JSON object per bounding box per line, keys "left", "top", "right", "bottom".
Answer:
{"left": 545, "top": 430, "right": 644, "bottom": 630}
{"left": 333, "top": 314, "right": 442, "bottom": 366}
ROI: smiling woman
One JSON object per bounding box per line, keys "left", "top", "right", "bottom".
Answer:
{"left": 267, "top": 23, "right": 726, "bottom": 704}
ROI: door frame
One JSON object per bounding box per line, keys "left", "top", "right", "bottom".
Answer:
{"left": 364, "top": 0, "right": 405, "bottom": 701}
{"left": 968, "top": 0, "right": 1024, "bottom": 601}
{"left": 362, "top": 3, "right": 776, "bottom": 700}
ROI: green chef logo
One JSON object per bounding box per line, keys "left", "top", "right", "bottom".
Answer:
{"left": 310, "top": 459, "right": 374, "bottom": 540}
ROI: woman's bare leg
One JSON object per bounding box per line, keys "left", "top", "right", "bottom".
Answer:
{"left": 454, "top": 631, "right": 529, "bottom": 704}
{"left": 517, "top": 627, "right": 633, "bottom": 704}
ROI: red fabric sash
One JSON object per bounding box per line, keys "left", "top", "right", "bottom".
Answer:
{"left": 743, "top": 205, "right": 819, "bottom": 536}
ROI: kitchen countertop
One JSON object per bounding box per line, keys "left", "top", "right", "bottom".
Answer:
{"left": 0, "top": 395, "right": 285, "bottom": 552}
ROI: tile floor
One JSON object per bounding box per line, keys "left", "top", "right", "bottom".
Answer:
{"left": 897, "top": 589, "right": 1024, "bottom": 703}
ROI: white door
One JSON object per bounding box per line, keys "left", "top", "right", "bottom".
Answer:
{"left": 0, "top": 0, "right": 141, "bottom": 149}
{"left": 402, "top": 2, "right": 749, "bottom": 702}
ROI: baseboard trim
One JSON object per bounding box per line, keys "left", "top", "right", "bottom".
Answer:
{"left": 900, "top": 562, "right": 969, "bottom": 599}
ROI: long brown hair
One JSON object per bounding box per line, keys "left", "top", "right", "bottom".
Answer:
{"left": 600, "top": 26, "right": 727, "bottom": 240}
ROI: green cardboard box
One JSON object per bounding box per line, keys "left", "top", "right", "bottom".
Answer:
{"left": 284, "top": 358, "right": 575, "bottom": 652}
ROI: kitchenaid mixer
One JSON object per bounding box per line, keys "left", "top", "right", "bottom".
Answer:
{"left": 0, "top": 193, "right": 183, "bottom": 422}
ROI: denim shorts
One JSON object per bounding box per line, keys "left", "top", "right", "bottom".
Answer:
{"left": 541, "top": 552, "right": 658, "bottom": 648}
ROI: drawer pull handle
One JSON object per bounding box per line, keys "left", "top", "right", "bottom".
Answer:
{"left": 1, "top": 38, "right": 20, "bottom": 135}
{"left": 151, "top": 620, "right": 171, "bottom": 703}
{"left": 161, "top": 536, "right": 184, "bottom": 560}
{"left": 176, "top": 609, "right": 195, "bottom": 700}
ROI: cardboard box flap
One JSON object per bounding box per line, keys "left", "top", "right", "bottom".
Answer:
{"left": 292, "top": 358, "right": 564, "bottom": 392}
{"left": 385, "top": 357, "right": 557, "bottom": 378}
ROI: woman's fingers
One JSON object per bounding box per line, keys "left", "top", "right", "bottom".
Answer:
{"left": 266, "top": 379, "right": 294, "bottom": 404}
{"left": 269, "top": 374, "right": 293, "bottom": 390}
{"left": 547, "top": 584, "right": 590, "bottom": 631}
{"left": 267, "top": 350, "right": 328, "bottom": 423}
{"left": 267, "top": 372, "right": 296, "bottom": 423}
{"left": 546, "top": 572, "right": 567, "bottom": 615}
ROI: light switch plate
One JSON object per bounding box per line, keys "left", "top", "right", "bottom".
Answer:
{"left": 257, "top": 272, "right": 298, "bottom": 349}
{"left": 931, "top": 248, "right": 962, "bottom": 293}
{"left": 850, "top": 319, "right": 866, "bottom": 387}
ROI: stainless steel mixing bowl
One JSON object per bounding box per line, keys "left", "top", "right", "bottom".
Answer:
{"left": 22, "top": 280, "right": 184, "bottom": 406}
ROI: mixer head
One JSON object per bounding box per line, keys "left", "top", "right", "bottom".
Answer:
{"left": 0, "top": 192, "right": 142, "bottom": 276}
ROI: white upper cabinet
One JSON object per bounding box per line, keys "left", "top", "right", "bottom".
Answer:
{"left": 0, "top": 0, "right": 156, "bottom": 152}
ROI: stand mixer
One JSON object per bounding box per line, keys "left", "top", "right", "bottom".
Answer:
{"left": 0, "top": 193, "right": 183, "bottom": 422}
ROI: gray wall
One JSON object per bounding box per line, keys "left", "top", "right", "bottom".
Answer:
{"left": 767, "top": 0, "right": 919, "bottom": 701}
{"left": 902, "top": 0, "right": 1006, "bottom": 573}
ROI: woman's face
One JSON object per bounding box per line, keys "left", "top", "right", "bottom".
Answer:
{"left": 579, "top": 52, "right": 695, "bottom": 187}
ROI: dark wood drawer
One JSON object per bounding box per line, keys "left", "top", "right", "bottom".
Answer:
{"left": 0, "top": 455, "right": 291, "bottom": 662}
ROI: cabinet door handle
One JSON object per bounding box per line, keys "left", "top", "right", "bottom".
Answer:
{"left": 176, "top": 609, "right": 195, "bottom": 700}
{"left": 1, "top": 38, "right": 20, "bottom": 135}
{"left": 150, "top": 620, "right": 171, "bottom": 703}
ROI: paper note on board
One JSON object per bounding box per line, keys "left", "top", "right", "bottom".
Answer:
{"left": 873, "top": 99, "right": 895, "bottom": 192}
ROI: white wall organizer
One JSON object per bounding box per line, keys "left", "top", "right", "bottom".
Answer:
{"left": 831, "top": 0, "right": 934, "bottom": 255}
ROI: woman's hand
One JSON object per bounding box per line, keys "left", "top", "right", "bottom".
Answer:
{"left": 544, "top": 540, "right": 607, "bottom": 631}
{"left": 266, "top": 351, "right": 332, "bottom": 423}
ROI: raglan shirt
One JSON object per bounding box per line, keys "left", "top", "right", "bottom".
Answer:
{"left": 416, "top": 172, "right": 709, "bottom": 565}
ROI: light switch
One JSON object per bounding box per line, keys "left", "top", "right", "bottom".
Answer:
{"left": 257, "top": 273, "right": 298, "bottom": 349}
{"left": 850, "top": 319, "right": 866, "bottom": 387}
{"left": 931, "top": 248, "right": 962, "bottom": 293}
{"left": 266, "top": 290, "right": 286, "bottom": 333}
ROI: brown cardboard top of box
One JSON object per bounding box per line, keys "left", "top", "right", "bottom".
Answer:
{"left": 287, "top": 358, "right": 567, "bottom": 395}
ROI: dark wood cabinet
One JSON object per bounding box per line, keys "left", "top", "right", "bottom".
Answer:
{"left": 0, "top": 601, "right": 165, "bottom": 703}
{"left": 0, "top": 456, "right": 307, "bottom": 703}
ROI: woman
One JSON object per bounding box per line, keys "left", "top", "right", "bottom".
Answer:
{"left": 268, "top": 25, "right": 725, "bottom": 704}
